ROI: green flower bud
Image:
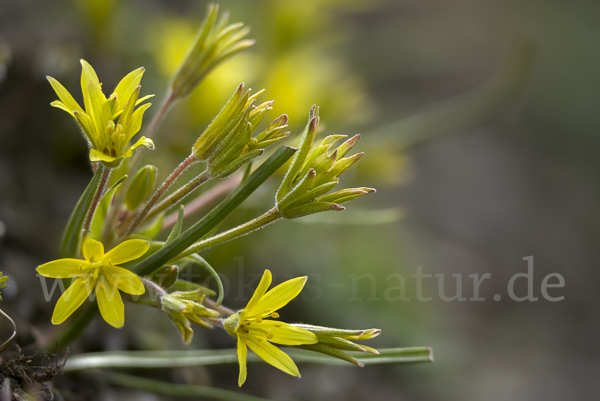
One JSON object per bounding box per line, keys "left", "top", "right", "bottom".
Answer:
{"left": 292, "top": 324, "right": 381, "bottom": 365}
{"left": 148, "top": 265, "right": 178, "bottom": 289}
{"left": 170, "top": 4, "right": 255, "bottom": 100}
{"left": 275, "top": 106, "right": 375, "bottom": 219}
{"left": 125, "top": 165, "right": 158, "bottom": 210}
{"left": 192, "top": 84, "right": 287, "bottom": 178}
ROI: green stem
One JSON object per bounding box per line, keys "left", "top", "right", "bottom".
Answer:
{"left": 83, "top": 166, "right": 111, "bottom": 233}
{"left": 64, "top": 347, "right": 433, "bottom": 371}
{"left": 43, "top": 302, "right": 98, "bottom": 352}
{"left": 122, "top": 154, "right": 198, "bottom": 237}
{"left": 145, "top": 170, "right": 211, "bottom": 222}
{"left": 105, "top": 373, "right": 273, "bottom": 401}
{"left": 176, "top": 207, "right": 281, "bottom": 260}
{"left": 162, "top": 174, "right": 241, "bottom": 229}
{"left": 131, "top": 145, "right": 296, "bottom": 277}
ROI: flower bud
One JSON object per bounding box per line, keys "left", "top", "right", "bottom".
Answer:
{"left": 292, "top": 324, "right": 381, "bottom": 365}
{"left": 275, "top": 106, "right": 374, "bottom": 219}
{"left": 124, "top": 165, "right": 158, "bottom": 210}
{"left": 170, "top": 4, "right": 255, "bottom": 99}
{"left": 148, "top": 265, "right": 178, "bottom": 289}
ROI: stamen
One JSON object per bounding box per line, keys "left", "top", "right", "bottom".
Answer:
{"left": 255, "top": 317, "right": 262, "bottom": 323}
{"left": 274, "top": 322, "right": 281, "bottom": 328}
{"left": 118, "top": 279, "right": 124, "bottom": 286}
{"left": 271, "top": 312, "right": 279, "bottom": 318}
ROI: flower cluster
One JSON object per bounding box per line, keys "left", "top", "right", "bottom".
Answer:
{"left": 48, "top": 60, "right": 154, "bottom": 166}
{"left": 36, "top": 5, "right": 389, "bottom": 388}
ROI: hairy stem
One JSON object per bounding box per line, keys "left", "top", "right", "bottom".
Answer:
{"left": 162, "top": 174, "right": 241, "bottom": 229}
{"left": 105, "top": 90, "right": 176, "bottom": 238}
{"left": 176, "top": 207, "right": 282, "bottom": 260}
{"left": 122, "top": 154, "right": 198, "bottom": 237}
{"left": 145, "top": 170, "right": 211, "bottom": 223}
{"left": 83, "top": 165, "right": 111, "bottom": 233}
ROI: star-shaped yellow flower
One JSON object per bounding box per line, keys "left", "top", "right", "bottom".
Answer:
{"left": 47, "top": 59, "right": 155, "bottom": 166}
{"left": 37, "top": 237, "right": 148, "bottom": 328}
{"left": 224, "top": 269, "right": 318, "bottom": 386}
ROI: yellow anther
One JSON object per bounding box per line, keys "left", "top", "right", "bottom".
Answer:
{"left": 118, "top": 279, "right": 124, "bottom": 286}
{"left": 105, "top": 120, "right": 116, "bottom": 135}
{"left": 255, "top": 317, "right": 262, "bottom": 323}
{"left": 274, "top": 322, "right": 281, "bottom": 328}
{"left": 271, "top": 312, "right": 279, "bottom": 318}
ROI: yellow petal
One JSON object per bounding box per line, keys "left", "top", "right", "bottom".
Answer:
{"left": 50, "top": 100, "right": 75, "bottom": 116}
{"left": 122, "top": 103, "right": 152, "bottom": 142}
{"left": 80, "top": 59, "right": 100, "bottom": 113}
{"left": 37, "top": 259, "right": 92, "bottom": 278}
{"left": 82, "top": 237, "right": 104, "bottom": 262}
{"left": 245, "top": 335, "right": 300, "bottom": 378}
{"left": 250, "top": 321, "right": 318, "bottom": 345}
{"left": 103, "top": 239, "right": 149, "bottom": 265}
{"left": 116, "top": 86, "right": 140, "bottom": 127}
{"left": 245, "top": 276, "right": 307, "bottom": 318}
{"left": 97, "top": 277, "right": 125, "bottom": 328}
{"left": 73, "top": 111, "right": 98, "bottom": 147}
{"left": 88, "top": 81, "right": 112, "bottom": 143}
{"left": 237, "top": 336, "right": 248, "bottom": 387}
{"left": 52, "top": 276, "right": 96, "bottom": 325}
{"left": 89, "top": 148, "right": 116, "bottom": 163}
{"left": 244, "top": 269, "right": 272, "bottom": 312}
{"left": 112, "top": 67, "right": 145, "bottom": 106}
{"left": 120, "top": 136, "right": 154, "bottom": 160}
{"left": 104, "top": 265, "right": 145, "bottom": 295}
{"left": 47, "top": 76, "right": 83, "bottom": 116}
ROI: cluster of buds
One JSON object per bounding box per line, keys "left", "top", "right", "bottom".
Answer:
{"left": 292, "top": 324, "right": 381, "bottom": 366}
{"left": 276, "top": 106, "right": 375, "bottom": 219}
{"left": 161, "top": 289, "right": 220, "bottom": 344}
{"left": 170, "top": 4, "right": 255, "bottom": 100}
{"left": 192, "top": 83, "right": 289, "bottom": 179}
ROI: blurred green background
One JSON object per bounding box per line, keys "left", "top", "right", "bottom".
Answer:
{"left": 1, "top": 0, "right": 599, "bottom": 400}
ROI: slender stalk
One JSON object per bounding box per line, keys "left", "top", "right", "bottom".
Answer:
{"left": 104, "top": 90, "right": 176, "bottom": 238}
{"left": 131, "top": 145, "right": 296, "bottom": 277}
{"left": 176, "top": 207, "right": 282, "bottom": 260}
{"left": 204, "top": 299, "right": 235, "bottom": 316}
{"left": 64, "top": 347, "right": 434, "bottom": 372}
{"left": 0, "top": 308, "right": 16, "bottom": 353}
{"left": 122, "top": 154, "right": 198, "bottom": 237}
{"left": 105, "top": 373, "right": 273, "bottom": 401}
{"left": 83, "top": 165, "right": 111, "bottom": 233}
{"left": 162, "top": 174, "right": 241, "bottom": 229}
{"left": 145, "top": 170, "right": 210, "bottom": 223}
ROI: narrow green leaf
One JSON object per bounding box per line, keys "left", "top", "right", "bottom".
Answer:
{"left": 166, "top": 205, "right": 185, "bottom": 244}
{"left": 64, "top": 347, "right": 433, "bottom": 371}
{"left": 105, "top": 373, "right": 274, "bottom": 401}
{"left": 136, "top": 213, "right": 164, "bottom": 240}
{"left": 131, "top": 145, "right": 296, "bottom": 276}
{"left": 61, "top": 165, "right": 105, "bottom": 258}
{"left": 187, "top": 253, "right": 224, "bottom": 306}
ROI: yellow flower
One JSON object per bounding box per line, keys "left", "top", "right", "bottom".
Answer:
{"left": 47, "top": 59, "right": 155, "bottom": 166}
{"left": 37, "top": 237, "right": 148, "bottom": 328}
{"left": 224, "top": 269, "right": 318, "bottom": 386}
